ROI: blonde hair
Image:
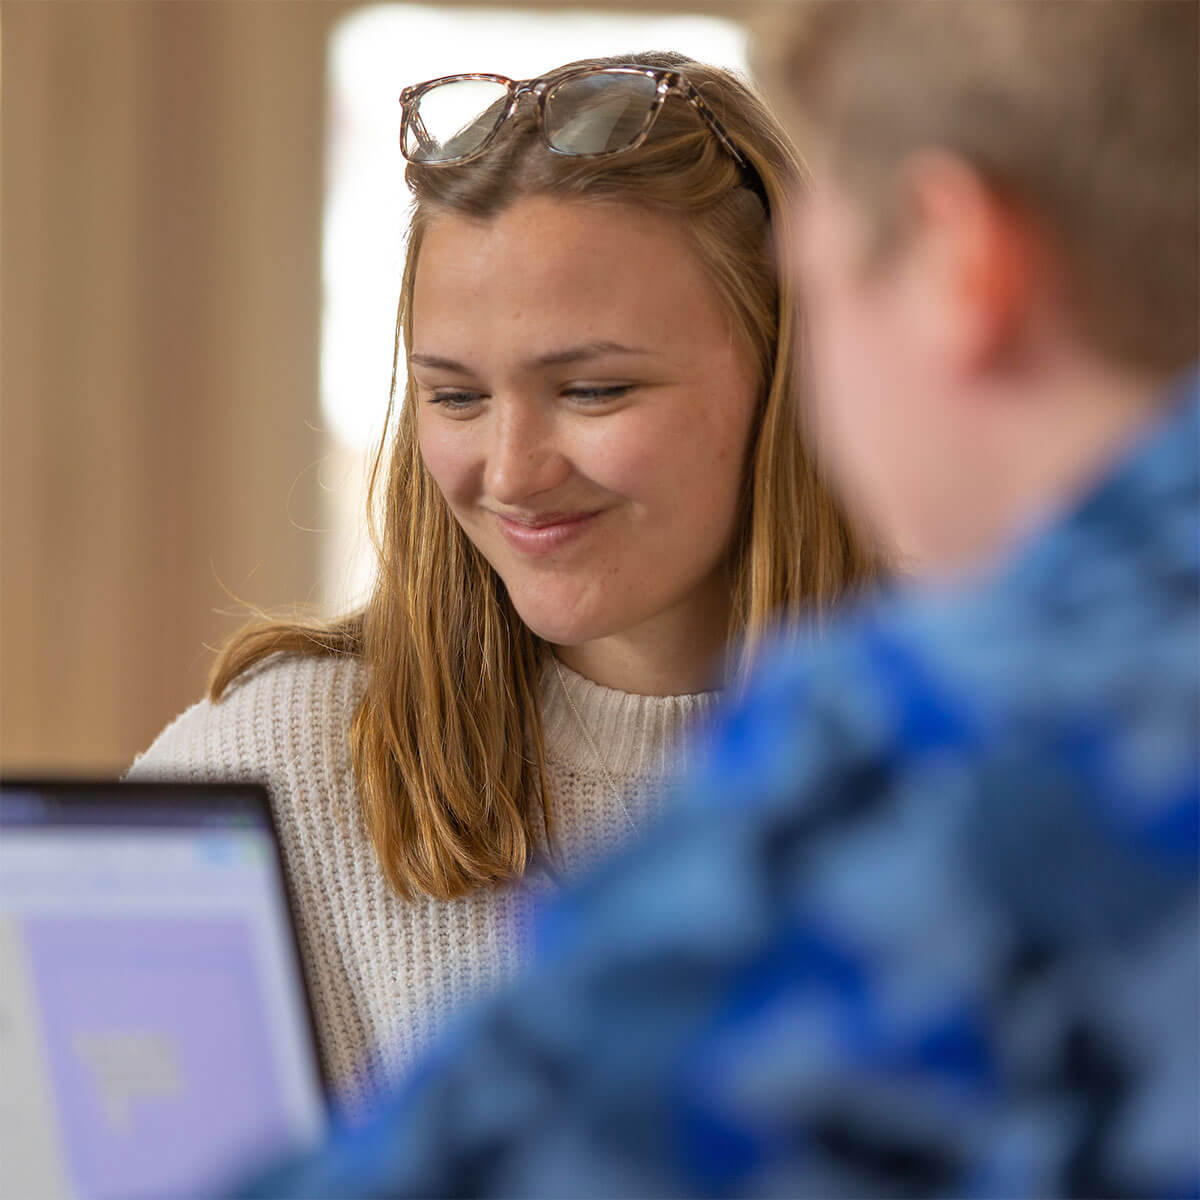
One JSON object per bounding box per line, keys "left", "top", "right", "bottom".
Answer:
{"left": 211, "top": 52, "right": 880, "bottom": 900}
{"left": 757, "top": 1, "right": 1200, "bottom": 375}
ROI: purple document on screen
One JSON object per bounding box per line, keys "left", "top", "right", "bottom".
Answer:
{"left": 23, "top": 915, "right": 291, "bottom": 1200}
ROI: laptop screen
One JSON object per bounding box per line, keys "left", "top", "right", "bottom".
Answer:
{"left": 0, "top": 781, "right": 328, "bottom": 1200}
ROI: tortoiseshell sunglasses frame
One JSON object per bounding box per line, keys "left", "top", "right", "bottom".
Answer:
{"left": 399, "top": 65, "right": 768, "bottom": 209}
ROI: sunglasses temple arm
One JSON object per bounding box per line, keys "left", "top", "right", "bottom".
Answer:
{"left": 683, "top": 84, "right": 770, "bottom": 212}
{"left": 682, "top": 86, "right": 744, "bottom": 168}
{"left": 408, "top": 110, "right": 436, "bottom": 151}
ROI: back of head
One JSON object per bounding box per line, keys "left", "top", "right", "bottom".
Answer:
{"left": 758, "top": 0, "right": 1199, "bottom": 375}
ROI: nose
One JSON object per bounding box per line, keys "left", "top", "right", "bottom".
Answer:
{"left": 484, "top": 404, "right": 571, "bottom": 507}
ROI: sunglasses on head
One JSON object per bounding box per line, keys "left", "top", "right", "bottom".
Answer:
{"left": 399, "top": 65, "right": 769, "bottom": 212}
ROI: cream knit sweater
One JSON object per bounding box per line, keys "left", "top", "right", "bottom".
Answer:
{"left": 128, "top": 652, "right": 718, "bottom": 1109}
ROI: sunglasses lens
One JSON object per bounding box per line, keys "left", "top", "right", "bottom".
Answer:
{"left": 544, "top": 72, "right": 659, "bottom": 155}
{"left": 404, "top": 79, "right": 511, "bottom": 163}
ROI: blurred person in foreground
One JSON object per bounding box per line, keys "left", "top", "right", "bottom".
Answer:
{"left": 246, "top": 2, "right": 1199, "bottom": 1196}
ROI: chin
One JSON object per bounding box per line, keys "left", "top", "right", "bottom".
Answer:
{"left": 511, "top": 609, "right": 606, "bottom": 648}
{"left": 505, "top": 591, "right": 624, "bottom": 648}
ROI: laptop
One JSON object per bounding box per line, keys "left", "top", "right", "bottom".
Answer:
{"left": 0, "top": 780, "right": 328, "bottom": 1200}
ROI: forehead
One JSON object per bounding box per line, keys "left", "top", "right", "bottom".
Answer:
{"left": 411, "top": 195, "right": 732, "bottom": 354}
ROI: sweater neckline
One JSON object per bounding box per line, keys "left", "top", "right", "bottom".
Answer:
{"left": 539, "top": 657, "right": 722, "bottom": 778}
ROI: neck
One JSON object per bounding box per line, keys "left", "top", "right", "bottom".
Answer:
{"left": 553, "top": 570, "right": 730, "bottom": 696}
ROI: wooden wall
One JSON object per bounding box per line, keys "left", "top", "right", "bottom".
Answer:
{"left": 2, "top": 1, "right": 340, "bottom": 771}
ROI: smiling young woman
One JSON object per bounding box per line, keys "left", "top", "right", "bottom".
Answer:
{"left": 129, "top": 51, "right": 881, "bottom": 1105}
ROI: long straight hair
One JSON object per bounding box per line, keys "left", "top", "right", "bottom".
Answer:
{"left": 210, "top": 53, "right": 881, "bottom": 901}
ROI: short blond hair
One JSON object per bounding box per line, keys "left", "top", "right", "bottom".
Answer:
{"left": 758, "top": 0, "right": 1199, "bottom": 375}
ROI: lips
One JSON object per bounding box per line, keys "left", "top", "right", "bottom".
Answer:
{"left": 493, "top": 509, "right": 603, "bottom": 556}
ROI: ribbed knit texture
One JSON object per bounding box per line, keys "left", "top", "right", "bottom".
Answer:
{"left": 127, "top": 652, "right": 718, "bottom": 1110}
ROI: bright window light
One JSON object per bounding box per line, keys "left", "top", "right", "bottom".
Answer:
{"left": 320, "top": 5, "right": 749, "bottom": 608}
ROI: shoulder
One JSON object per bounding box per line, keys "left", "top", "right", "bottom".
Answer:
{"left": 127, "top": 652, "right": 367, "bottom": 794}
{"left": 660, "top": 569, "right": 1198, "bottom": 948}
{"left": 683, "top": 594, "right": 980, "bottom": 824}
{"left": 697, "top": 529, "right": 1197, "bottom": 817}
{"left": 630, "top": 568, "right": 1196, "bottom": 961}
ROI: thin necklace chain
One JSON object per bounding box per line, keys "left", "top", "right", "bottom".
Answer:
{"left": 552, "top": 656, "right": 639, "bottom": 838}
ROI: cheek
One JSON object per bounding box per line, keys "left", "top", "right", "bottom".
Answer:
{"left": 809, "top": 295, "right": 894, "bottom": 486}
{"left": 614, "top": 389, "right": 756, "bottom": 536}
{"left": 808, "top": 287, "right": 938, "bottom": 561}
{"left": 416, "top": 417, "right": 476, "bottom": 507}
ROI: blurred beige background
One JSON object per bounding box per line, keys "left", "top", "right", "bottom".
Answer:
{"left": 1, "top": 0, "right": 752, "bottom": 775}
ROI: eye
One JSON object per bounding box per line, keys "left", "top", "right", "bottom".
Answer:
{"left": 427, "top": 389, "right": 485, "bottom": 414}
{"left": 562, "top": 384, "right": 634, "bottom": 406}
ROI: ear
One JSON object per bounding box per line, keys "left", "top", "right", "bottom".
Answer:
{"left": 894, "top": 151, "right": 1047, "bottom": 376}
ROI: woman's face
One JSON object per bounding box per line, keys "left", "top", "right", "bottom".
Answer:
{"left": 412, "top": 194, "right": 760, "bottom": 652}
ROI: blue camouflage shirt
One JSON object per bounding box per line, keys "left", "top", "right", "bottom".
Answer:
{"left": 247, "top": 369, "right": 1199, "bottom": 1199}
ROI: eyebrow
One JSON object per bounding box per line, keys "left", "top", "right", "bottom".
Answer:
{"left": 409, "top": 340, "right": 652, "bottom": 374}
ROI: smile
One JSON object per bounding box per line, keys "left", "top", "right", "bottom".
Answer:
{"left": 493, "top": 510, "right": 604, "bottom": 556}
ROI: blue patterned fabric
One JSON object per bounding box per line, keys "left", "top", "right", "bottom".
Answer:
{"left": 245, "top": 370, "right": 1200, "bottom": 1199}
